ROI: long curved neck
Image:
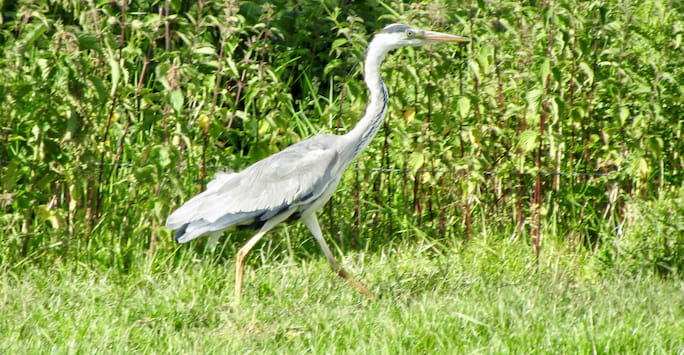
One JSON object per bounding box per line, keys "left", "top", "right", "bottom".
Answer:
{"left": 344, "top": 39, "right": 392, "bottom": 160}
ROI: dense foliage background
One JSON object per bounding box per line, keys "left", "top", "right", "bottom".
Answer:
{"left": 1, "top": 0, "right": 682, "bottom": 275}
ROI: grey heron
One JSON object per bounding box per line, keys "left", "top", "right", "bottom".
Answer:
{"left": 166, "top": 24, "right": 468, "bottom": 302}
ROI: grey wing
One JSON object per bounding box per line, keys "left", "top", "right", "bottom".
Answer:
{"left": 166, "top": 136, "right": 343, "bottom": 242}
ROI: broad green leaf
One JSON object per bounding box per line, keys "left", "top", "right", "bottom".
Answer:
{"left": 170, "top": 90, "right": 184, "bottom": 112}
{"left": 194, "top": 46, "right": 217, "bottom": 55}
{"left": 403, "top": 106, "right": 415, "bottom": 123}
{"left": 155, "top": 62, "right": 171, "bottom": 90}
{"left": 540, "top": 58, "right": 551, "bottom": 83}
{"left": 526, "top": 89, "right": 543, "bottom": 110}
{"left": 468, "top": 60, "right": 480, "bottom": 81}
{"left": 647, "top": 137, "right": 663, "bottom": 156}
{"left": 578, "top": 62, "right": 594, "bottom": 85}
{"left": 21, "top": 23, "right": 47, "bottom": 46}
{"left": 458, "top": 97, "right": 471, "bottom": 118}
{"left": 635, "top": 157, "right": 649, "bottom": 179}
{"left": 108, "top": 56, "right": 120, "bottom": 97}
{"left": 548, "top": 96, "right": 559, "bottom": 124}
{"left": 88, "top": 76, "right": 107, "bottom": 104}
{"left": 408, "top": 151, "right": 425, "bottom": 175}
{"left": 77, "top": 32, "right": 100, "bottom": 52}
{"left": 37, "top": 205, "right": 62, "bottom": 230}
{"left": 518, "top": 130, "right": 539, "bottom": 153}
{"left": 157, "top": 146, "right": 171, "bottom": 168}
{"left": 619, "top": 106, "right": 629, "bottom": 125}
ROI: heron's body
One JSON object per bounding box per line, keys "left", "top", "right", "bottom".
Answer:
{"left": 166, "top": 24, "right": 468, "bottom": 302}
{"left": 166, "top": 135, "right": 350, "bottom": 240}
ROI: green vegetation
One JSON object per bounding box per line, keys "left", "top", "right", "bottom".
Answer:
{"left": 1, "top": 0, "right": 682, "bottom": 352}
{"left": 2, "top": 241, "right": 683, "bottom": 353}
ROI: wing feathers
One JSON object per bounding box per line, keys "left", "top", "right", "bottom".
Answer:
{"left": 166, "top": 135, "right": 344, "bottom": 241}
{"left": 174, "top": 211, "right": 259, "bottom": 243}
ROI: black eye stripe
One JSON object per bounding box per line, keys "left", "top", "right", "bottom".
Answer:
{"left": 381, "top": 24, "right": 412, "bottom": 34}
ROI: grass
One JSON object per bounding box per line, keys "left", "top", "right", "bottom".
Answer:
{"left": 1, "top": 238, "right": 682, "bottom": 353}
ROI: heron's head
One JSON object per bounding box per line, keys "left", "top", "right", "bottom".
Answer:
{"left": 373, "top": 24, "right": 469, "bottom": 50}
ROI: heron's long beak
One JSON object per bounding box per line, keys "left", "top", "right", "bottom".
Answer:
{"left": 421, "top": 30, "right": 469, "bottom": 43}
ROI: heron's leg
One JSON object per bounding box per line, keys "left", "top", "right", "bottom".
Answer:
{"left": 234, "top": 211, "right": 293, "bottom": 304}
{"left": 302, "top": 213, "right": 375, "bottom": 299}
{"left": 206, "top": 231, "right": 222, "bottom": 249}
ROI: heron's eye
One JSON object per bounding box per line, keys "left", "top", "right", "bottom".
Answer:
{"left": 406, "top": 30, "right": 414, "bottom": 38}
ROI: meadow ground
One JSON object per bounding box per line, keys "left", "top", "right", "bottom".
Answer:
{"left": 1, "top": 239, "right": 682, "bottom": 353}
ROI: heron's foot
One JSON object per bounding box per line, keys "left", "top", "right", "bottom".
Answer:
{"left": 337, "top": 268, "right": 375, "bottom": 299}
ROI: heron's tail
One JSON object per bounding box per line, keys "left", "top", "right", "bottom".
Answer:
{"left": 170, "top": 211, "right": 260, "bottom": 244}
{"left": 173, "top": 223, "right": 190, "bottom": 243}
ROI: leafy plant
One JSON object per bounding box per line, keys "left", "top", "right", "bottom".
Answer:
{"left": 0, "top": 0, "right": 682, "bottom": 271}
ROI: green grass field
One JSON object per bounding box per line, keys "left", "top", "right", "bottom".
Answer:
{"left": 2, "top": 239, "right": 682, "bottom": 353}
